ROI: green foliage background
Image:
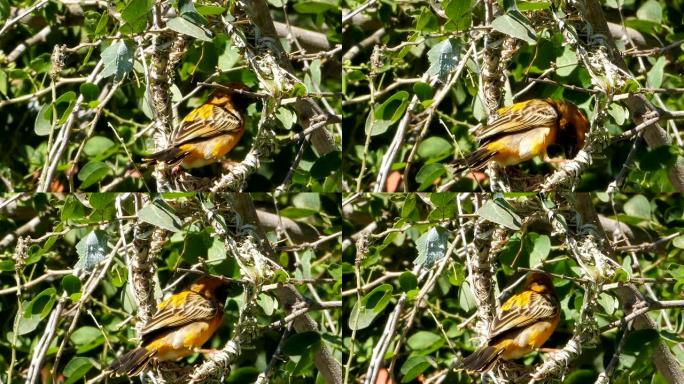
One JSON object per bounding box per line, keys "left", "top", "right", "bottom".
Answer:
{"left": 0, "top": 192, "right": 342, "bottom": 383}
{"left": 0, "top": 0, "right": 341, "bottom": 192}
{"left": 342, "top": 193, "right": 684, "bottom": 383}
{"left": 342, "top": 0, "right": 684, "bottom": 192}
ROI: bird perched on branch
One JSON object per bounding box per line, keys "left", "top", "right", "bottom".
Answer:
{"left": 145, "top": 84, "right": 254, "bottom": 171}
{"left": 451, "top": 99, "right": 589, "bottom": 173}
{"left": 109, "top": 275, "right": 230, "bottom": 376}
{"left": 460, "top": 271, "right": 560, "bottom": 373}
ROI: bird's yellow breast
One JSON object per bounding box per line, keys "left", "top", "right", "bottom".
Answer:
{"left": 495, "top": 317, "right": 559, "bottom": 360}
{"left": 178, "top": 131, "right": 245, "bottom": 169}
{"left": 485, "top": 127, "right": 555, "bottom": 166}
{"left": 146, "top": 312, "right": 224, "bottom": 361}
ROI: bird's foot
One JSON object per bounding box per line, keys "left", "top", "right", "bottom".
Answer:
{"left": 171, "top": 164, "right": 185, "bottom": 176}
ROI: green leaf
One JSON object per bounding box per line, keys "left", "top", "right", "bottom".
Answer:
{"left": 137, "top": 199, "right": 183, "bottom": 232}
{"left": 34, "top": 104, "right": 53, "bottom": 136}
{"left": 0, "top": 260, "right": 14, "bottom": 271}
{"left": 413, "top": 82, "right": 433, "bottom": 101}
{"left": 415, "top": 163, "right": 446, "bottom": 190}
{"left": 178, "top": 0, "right": 208, "bottom": 25}
{"left": 442, "top": 0, "right": 472, "bottom": 30}
{"left": 597, "top": 292, "right": 618, "bottom": 315}
{"left": 217, "top": 38, "right": 240, "bottom": 71}
{"left": 476, "top": 199, "right": 522, "bottom": 230}
{"left": 167, "top": 17, "right": 212, "bottom": 42}
{"left": 623, "top": 194, "right": 651, "bottom": 219}
{"left": 458, "top": 281, "right": 476, "bottom": 311}
{"left": 110, "top": 264, "right": 128, "bottom": 288}
{"left": 29, "top": 53, "right": 52, "bottom": 74}
{"left": 16, "top": 308, "right": 41, "bottom": 335}
{"left": 401, "top": 194, "right": 417, "bottom": 218}
{"left": 0, "top": 0, "right": 9, "bottom": 23}
{"left": 622, "top": 255, "right": 633, "bottom": 280}
{"left": 665, "top": 262, "right": 684, "bottom": 280}
{"left": 517, "top": 0, "right": 550, "bottom": 10}
{"left": 306, "top": 59, "right": 321, "bottom": 91}
{"left": 89, "top": 193, "right": 117, "bottom": 210}
{"left": 62, "top": 275, "right": 82, "bottom": 301}
{"left": 78, "top": 161, "right": 111, "bottom": 188}
{"left": 365, "top": 91, "right": 410, "bottom": 136}
{"left": 672, "top": 236, "right": 684, "bottom": 249}
{"left": 348, "top": 284, "right": 393, "bottom": 330}
{"left": 418, "top": 136, "right": 453, "bottom": 161}
{"left": 281, "top": 331, "right": 321, "bottom": 355}
{"left": 75, "top": 230, "right": 110, "bottom": 273}
{"left": 635, "top": 145, "right": 678, "bottom": 172}
{"left": 416, "top": 7, "right": 438, "bottom": 32}
{"left": 646, "top": 56, "right": 666, "bottom": 89}
{"left": 293, "top": 1, "right": 336, "bottom": 13}
{"left": 70, "top": 326, "right": 101, "bottom": 345}
{"left": 293, "top": 193, "right": 321, "bottom": 211}
{"left": 17, "top": 289, "right": 54, "bottom": 334}
{"left": 623, "top": 329, "right": 659, "bottom": 353}
{"left": 121, "top": 0, "right": 153, "bottom": 33}
{"left": 62, "top": 195, "right": 87, "bottom": 222}
{"left": 0, "top": 69, "right": 7, "bottom": 96}
{"left": 399, "top": 271, "right": 418, "bottom": 292}
{"left": 448, "top": 263, "right": 466, "bottom": 286}
{"left": 636, "top": 0, "right": 662, "bottom": 23}
{"left": 563, "top": 369, "right": 597, "bottom": 384}
{"left": 276, "top": 107, "right": 296, "bottom": 130}
{"left": 407, "top": 331, "right": 443, "bottom": 351}
{"left": 207, "top": 237, "right": 227, "bottom": 263}
{"left": 555, "top": 46, "right": 578, "bottom": 77}
{"left": 25, "top": 287, "right": 57, "bottom": 319}
{"left": 529, "top": 234, "right": 550, "bottom": 266}
{"left": 414, "top": 226, "right": 449, "bottom": 268}
{"left": 55, "top": 91, "right": 77, "bottom": 125}
{"left": 608, "top": 103, "right": 627, "bottom": 125}
{"left": 310, "top": 151, "right": 341, "bottom": 179}
{"left": 256, "top": 293, "right": 278, "bottom": 316}
{"left": 100, "top": 41, "right": 134, "bottom": 80}
{"left": 80, "top": 82, "right": 100, "bottom": 102}
{"left": 83, "top": 136, "right": 115, "bottom": 157}
{"left": 63, "top": 357, "right": 94, "bottom": 384}
{"left": 196, "top": 4, "right": 225, "bottom": 15}
{"left": 93, "top": 10, "right": 110, "bottom": 38}
{"left": 490, "top": 14, "right": 536, "bottom": 44}
{"left": 400, "top": 356, "right": 430, "bottom": 382}
{"left": 430, "top": 193, "right": 453, "bottom": 207}
{"left": 279, "top": 207, "right": 318, "bottom": 219}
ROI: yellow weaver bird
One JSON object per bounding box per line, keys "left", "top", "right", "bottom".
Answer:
{"left": 452, "top": 99, "right": 589, "bottom": 172}
{"left": 460, "top": 271, "right": 560, "bottom": 373}
{"left": 109, "top": 276, "right": 229, "bottom": 376}
{"left": 145, "top": 84, "right": 253, "bottom": 170}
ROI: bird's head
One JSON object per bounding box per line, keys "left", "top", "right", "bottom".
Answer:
{"left": 208, "top": 83, "right": 255, "bottom": 112}
{"left": 552, "top": 100, "right": 589, "bottom": 160}
{"left": 190, "top": 275, "right": 231, "bottom": 303}
{"left": 525, "top": 271, "right": 555, "bottom": 294}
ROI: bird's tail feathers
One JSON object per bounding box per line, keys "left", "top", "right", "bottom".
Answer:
{"left": 459, "top": 345, "right": 503, "bottom": 373}
{"left": 450, "top": 148, "right": 496, "bottom": 174}
{"left": 143, "top": 147, "right": 189, "bottom": 166}
{"left": 109, "top": 347, "right": 155, "bottom": 376}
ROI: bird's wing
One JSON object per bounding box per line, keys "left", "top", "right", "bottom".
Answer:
{"left": 172, "top": 104, "right": 243, "bottom": 146}
{"left": 139, "top": 291, "right": 219, "bottom": 337}
{"left": 477, "top": 100, "right": 558, "bottom": 145}
{"left": 488, "top": 290, "right": 558, "bottom": 340}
